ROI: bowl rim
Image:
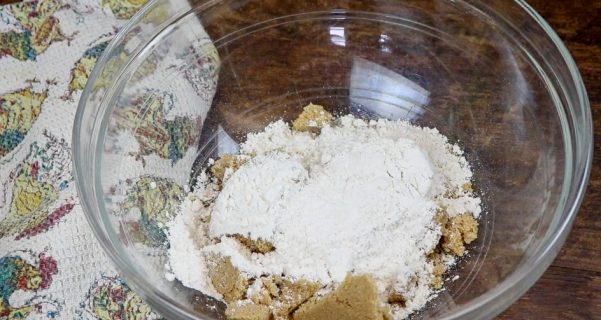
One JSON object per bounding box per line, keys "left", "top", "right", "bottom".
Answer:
{"left": 73, "top": 0, "right": 593, "bottom": 319}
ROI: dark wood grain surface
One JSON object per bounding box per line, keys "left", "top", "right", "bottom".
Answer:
{"left": 0, "top": 0, "right": 596, "bottom": 317}
{"left": 499, "top": 1, "right": 601, "bottom": 319}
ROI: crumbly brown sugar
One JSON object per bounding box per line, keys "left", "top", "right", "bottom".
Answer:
{"left": 208, "top": 256, "right": 248, "bottom": 303}
{"left": 225, "top": 303, "right": 271, "bottom": 320}
{"left": 272, "top": 278, "right": 322, "bottom": 319}
{"left": 441, "top": 213, "right": 479, "bottom": 257}
{"left": 221, "top": 275, "right": 321, "bottom": 320}
{"left": 294, "top": 274, "right": 390, "bottom": 320}
{"left": 232, "top": 234, "right": 275, "bottom": 254}
{"left": 291, "top": 103, "right": 333, "bottom": 132}
{"left": 210, "top": 154, "right": 247, "bottom": 185}
{"left": 428, "top": 252, "right": 447, "bottom": 290}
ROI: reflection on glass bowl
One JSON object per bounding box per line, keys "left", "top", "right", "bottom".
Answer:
{"left": 73, "top": 0, "right": 592, "bottom": 319}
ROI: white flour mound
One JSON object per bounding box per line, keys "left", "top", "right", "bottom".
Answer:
{"left": 167, "top": 115, "right": 482, "bottom": 319}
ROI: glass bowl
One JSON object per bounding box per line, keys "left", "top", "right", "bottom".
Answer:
{"left": 73, "top": 0, "right": 592, "bottom": 319}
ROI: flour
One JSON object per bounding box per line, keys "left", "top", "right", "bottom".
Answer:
{"left": 167, "top": 114, "right": 482, "bottom": 320}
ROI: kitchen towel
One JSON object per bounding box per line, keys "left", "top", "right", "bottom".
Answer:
{"left": 0, "top": 0, "right": 165, "bottom": 318}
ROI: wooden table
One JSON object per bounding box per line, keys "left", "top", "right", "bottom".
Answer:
{"left": 0, "top": 0, "right": 596, "bottom": 317}
{"left": 498, "top": 1, "right": 601, "bottom": 319}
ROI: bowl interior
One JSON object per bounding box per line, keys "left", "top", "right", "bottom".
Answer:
{"left": 75, "top": 0, "right": 590, "bottom": 319}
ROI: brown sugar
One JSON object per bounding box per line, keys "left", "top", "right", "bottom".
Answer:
{"left": 462, "top": 182, "right": 474, "bottom": 193}
{"left": 441, "top": 213, "right": 479, "bottom": 257}
{"left": 291, "top": 103, "right": 333, "bottom": 132}
{"left": 245, "top": 276, "right": 322, "bottom": 319}
{"left": 427, "top": 252, "right": 447, "bottom": 289}
{"left": 434, "top": 209, "right": 449, "bottom": 226}
{"left": 232, "top": 234, "right": 275, "bottom": 254}
{"left": 272, "top": 278, "right": 322, "bottom": 319}
{"left": 208, "top": 256, "right": 249, "bottom": 303}
{"left": 248, "top": 281, "right": 273, "bottom": 306}
{"left": 387, "top": 291, "right": 406, "bottom": 308}
{"left": 263, "top": 277, "right": 280, "bottom": 296}
{"left": 231, "top": 276, "right": 321, "bottom": 320}
{"left": 428, "top": 208, "right": 479, "bottom": 288}
{"left": 247, "top": 277, "right": 278, "bottom": 306}
{"left": 225, "top": 303, "right": 271, "bottom": 320}
{"left": 455, "top": 213, "right": 478, "bottom": 244}
{"left": 293, "top": 274, "right": 390, "bottom": 320}
{"left": 210, "top": 154, "right": 247, "bottom": 185}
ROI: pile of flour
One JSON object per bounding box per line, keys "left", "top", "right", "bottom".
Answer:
{"left": 167, "top": 115, "right": 481, "bottom": 319}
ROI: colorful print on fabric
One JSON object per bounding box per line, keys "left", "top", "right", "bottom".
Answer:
{"left": 0, "top": 87, "right": 48, "bottom": 157}
{"left": 116, "top": 176, "right": 183, "bottom": 247}
{"left": 102, "top": 0, "right": 148, "bottom": 20}
{"left": 0, "top": 131, "right": 74, "bottom": 240}
{"left": 65, "top": 40, "right": 109, "bottom": 98}
{"left": 0, "top": 250, "right": 61, "bottom": 319}
{"left": 64, "top": 36, "right": 159, "bottom": 100}
{"left": 0, "top": 0, "right": 71, "bottom": 61}
{"left": 115, "top": 91, "right": 201, "bottom": 165}
{"left": 76, "top": 276, "right": 162, "bottom": 320}
{"left": 177, "top": 41, "right": 221, "bottom": 102}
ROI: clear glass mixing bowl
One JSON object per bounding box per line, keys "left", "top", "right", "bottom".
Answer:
{"left": 73, "top": 0, "right": 592, "bottom": 319}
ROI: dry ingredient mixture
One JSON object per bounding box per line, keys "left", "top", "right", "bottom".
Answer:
{"left": 166, "top": 104, "right": 481, "bottom": 320}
